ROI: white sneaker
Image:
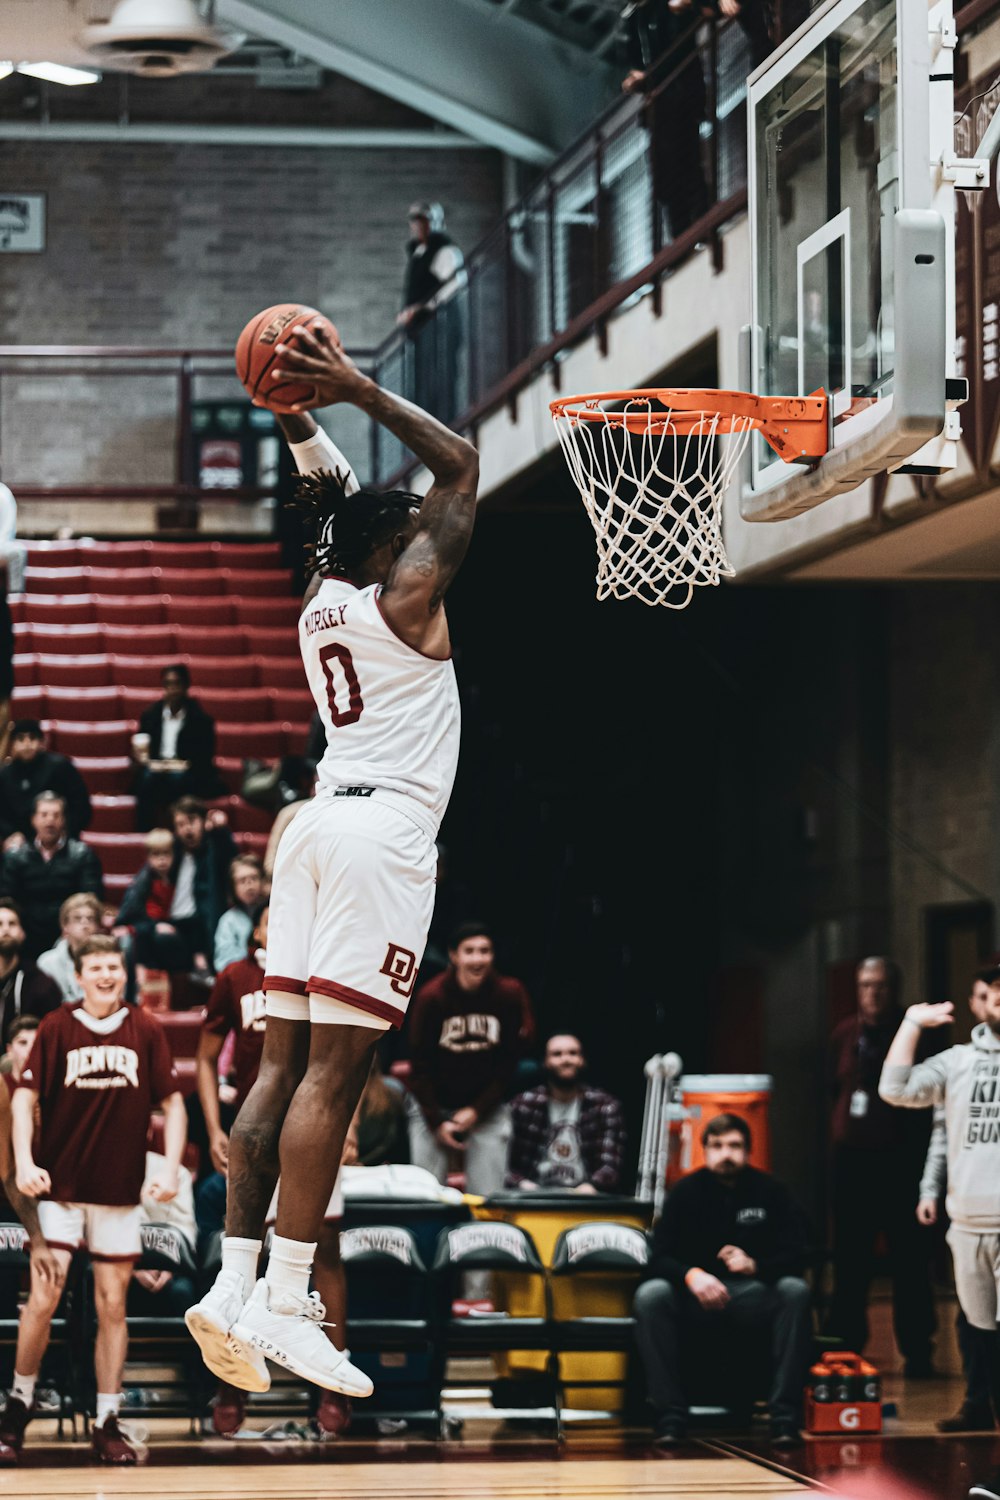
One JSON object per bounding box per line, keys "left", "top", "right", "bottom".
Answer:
{"left": 232, "top": 1279, "right": 374, "bottom": 1397}
{"left": 185, "top": 1270, "right": 270, "bottom": 1393}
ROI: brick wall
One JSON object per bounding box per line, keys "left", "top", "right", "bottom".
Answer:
{"left": 0, "top": 139, "right": 503, "bottom": 487}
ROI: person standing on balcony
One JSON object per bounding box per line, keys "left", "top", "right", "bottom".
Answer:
{"left": 621, "top": 0, "right": 710, "bottom": 243}
{"left": 397, "top": 202, "right": 466, "bottom": 427}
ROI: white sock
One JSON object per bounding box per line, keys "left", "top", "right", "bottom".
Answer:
{"left": 265, "top": 1235, "right": 317, "bottom": 1300}
{"left": 10, "top": 1372, "right": 35, "bottom": 1406}
{"left": 95, "top": 1392, "right": 122, "bottom": 1427}
{"left": 221, "top": 1236, "right": 262, "bottom": 1293}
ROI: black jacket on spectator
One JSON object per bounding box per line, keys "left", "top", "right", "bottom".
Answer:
{"left": 0, "top": 751, "right": 92, "bottom": 842}
{"left": 0, "top": 840, "right": 104, "bottom": 959}
{"left": 0, "top": 961, "right": 61, "bottom": 1036}
{"left": 647, "top": 1166, "right": 808, "bottom": 1287}
{"left": 138, "top": 698, "right": 217, "bottom": 795}
{"left": 116, "top": 824, "right": 237, "bottom": 943}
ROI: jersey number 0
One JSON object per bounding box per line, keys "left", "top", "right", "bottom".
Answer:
{"left": 319, "top": 642, "right": 364, "bottom": 726}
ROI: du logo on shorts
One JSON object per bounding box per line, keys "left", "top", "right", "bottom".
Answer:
{"left": 381, "top": 942, "right": 418, "bottom": 998}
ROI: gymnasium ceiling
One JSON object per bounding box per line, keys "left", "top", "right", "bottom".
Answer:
{"left": 0, "top": 0, "right": 622, "bottom": 163}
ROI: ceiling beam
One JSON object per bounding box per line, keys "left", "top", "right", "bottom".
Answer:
{"left": 0, "top": 121, "right": 482, "bottom": 148}
{"left": 216, "top": 0, "right": 611, "bottom": 163}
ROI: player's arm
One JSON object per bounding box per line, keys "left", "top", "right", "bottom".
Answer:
{"left": 273, "top": 324, "right": 478, "bottom": 654}
{"left": 145, "top": 1091, "right": 186, "bottom": 1203}
{"left": 196, "top": 1027, "right": 230, "bottom": 1175}
{"left": 0, "top": 1087, "right": 62, "bottom": 1287}
{"left": 11, "top": 1088, "right": 49, "bottom": 1197}
{"left": 276, "top": 412, "right": 360, "bottom": 492}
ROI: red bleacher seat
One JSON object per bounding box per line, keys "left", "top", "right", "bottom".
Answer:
{"left": 25, "top": 543, "right": 82, "bottom": 570}
{"left": 95, "top": 542, "right": 153, "bottom": 569}
{"left": 95, "top": 596, "right": 167, "bottom": 627}
{"left": 108, "top": 655, "right": 179, "bottom": 690}
{"left": 221, "top": 568, "right": 294, "bottom": 598}
{"left": 171, "top": 625, "right": 245, "bottom": 655}
{"left": 211, "top": 541, "right": 283, "bottom": 569}
{"left": 153, "top": 568, "right": 226, "bottom": 597}
{"left": 45, "top": 686, "right": 123, "bottom": 721}
{"left": 280, "top": 721, "right": 311, "bottom": 754}
{"left": 23, "top": 568, "right": 87, "bottom": 596}
{"left": 149, "top": 543, "right": 216, "bottom": 569}
{"left": 90, "top": 795, "right": 137, "bottom": 834}
{"left": 103, "top": 872, "right": 133, "bottom": 903}
{"left": 163, "top": 596, "right": 237, "bottom": 628}
{"left": 101, "top": 624, "right": 177, "bottom": 654}
{"left": 234, "top": 831, "right": 269, "bottom": 859}
{"left": 244, "top": 629, "right": 299, "bottom": 657}
{"left": 74, "top": 756, "right": 133, "bottom": 795}
{"left": 254, "top": 655, "right": 307, "bottom": 687}
{"left": 198, "top": 687, "right": 273, "bottom": 721}
{"left": 10, "top": 687, "right": 45, "bottom": 719}
{"left": 215, "top": 722, "right": 287, "bottom": 759}
{"left": 11, "top": 654, "right": 37, "bottom": 686}
{"left": 83, "top": 831, "right": 146, "bottom": 879}
{"left": 82, "top": 567, "right": 152, "bottom": 596}
{"left": 49, "top": 720, "right": 135, "bottom": 758}
{"left": 35, "top": 654, "right": 112, "bottom": 689}
{"left": 14, "top": 623, "right": 104, "bottom": 656}
{"left": 13, "top": 597, "right": 96, "bottom": 627}
{"left": 182, "top": 656, "right": 258, "bottom": 690}
{"left": 150, "top": 1009, "right": 204, "bottom": 1057}
{"left": 267, "top": 688, "right": 313, "bottom": 721}
{"left": 209, "top": 795, "right": 274, "bottom": 834}
{"left": 216, "top": 756, "right": 246, "bottom": 794}
{"left": 118, "top": 687, "right": 159, "bottom": 717}
{"left": 234, "top": 598, "right": 299, "bottom": 628}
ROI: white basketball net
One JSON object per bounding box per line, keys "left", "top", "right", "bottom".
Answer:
{"left": 552, "top": 397, "right": 755, "bottom": 610}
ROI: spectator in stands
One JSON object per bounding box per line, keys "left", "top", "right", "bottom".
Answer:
{"left": 826, "top": 955, "right": 936, "bottom": 1375}
{"left": 115, "top": 798, "right": 235, "bottom": 980}
{"left": 36, "top": 892, "right": 101, "bottom": 1005}
{"left": 398, "top": 201, "right": 466, "bottom": 424}
{"left": 1, "top": 1016, "right": 39, "bottom": 1083}
{"left": 355, "top": 1056, "right": 409, "bottom": 1167}
{"left": 213, "top": 855, "right": 265, "bottom": 974}
{"left": 0, "top": 721, "right": 91, "bottom": 848}
{"left": 5, "top": 935, "right": 185, "bottom": 1466}
{"left": 879, "top": 971, "right": 1000, "bottom": 1489}
{"left": 405, "top": 921, "right": 524, "bottom": 1198}
{"left": 0, "top": 901, "right": 66, "bottom": 1034}
{"left": 633, "top": 1113, "right": 813, "bottom": 1448}
{"left": 918, "top": 967, "right": 994, "bottom": 1432}
{"left": 0, "top": 794, "right": 104, "bottom": 962}
{"left": 506, "top": 1033, "right": 626, "bottom": 1193}
{"left": 621, "top": 0, "right": 709, "bottom": 242}
{"left": 132, "top": 664, "right": 219, "bottom": 832}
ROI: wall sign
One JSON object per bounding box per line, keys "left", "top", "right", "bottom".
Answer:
{"left": 0, "top": 194, "right": 45, "bottom": 253}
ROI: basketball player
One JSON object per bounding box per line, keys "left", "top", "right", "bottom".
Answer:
{"left": 186, "top": 321, "right": 478, "bottom": 1395}
{"left": 4, "top": 934, "right": 185, "bottom": 1466}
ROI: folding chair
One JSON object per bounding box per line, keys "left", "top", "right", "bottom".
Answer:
{"left": 548, "top": 1221, "right": 648, "bottom": 1419}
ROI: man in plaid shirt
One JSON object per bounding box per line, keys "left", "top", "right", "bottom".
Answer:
{"left": 506, "top": 1034, "right": 626, "bottom": 1193}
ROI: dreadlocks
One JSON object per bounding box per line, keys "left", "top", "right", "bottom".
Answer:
{"left": 291, "top": 469, "right": 421, "bottom": 579}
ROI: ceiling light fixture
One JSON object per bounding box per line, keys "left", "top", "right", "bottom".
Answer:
{"left": 17, "top": 62, "right": 101, "bottom": 86}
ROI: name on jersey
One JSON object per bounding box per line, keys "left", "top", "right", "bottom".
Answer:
{"left": 304, "top": 602, "right": 349, "bottom": 636}
{"left": 64, "top": 1045, "right": 139, "bottom": 1090}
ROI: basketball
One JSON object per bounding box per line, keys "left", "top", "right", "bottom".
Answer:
{"left": 234, "top": 302, "right": 340, "bottom": 413}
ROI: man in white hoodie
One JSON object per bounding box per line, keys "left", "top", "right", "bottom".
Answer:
{"left": 878, "top": 966, "right": 1000, "bottom": 1500}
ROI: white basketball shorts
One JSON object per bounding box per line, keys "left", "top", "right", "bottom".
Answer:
{"left": 266, "top": 1168, "right": 344, "bottom": 1226}
{"left": 262, "top": 788, "right": 438, "bottom": 1029}
{"left": 37, "top": 1201, "right": 144, "bottom": 1262}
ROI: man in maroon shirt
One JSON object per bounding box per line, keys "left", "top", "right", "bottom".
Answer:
{"left": 3, "top": 935, "right": 186, "bottom": 1466}
{"left": 826, "top": 955, "right": 936, "bottom": 1374}
{"left": 406, "top": 922, "right": 525, "bottom": 1196}
{"left": 194, "top": 903, "right": 352, "bottom": 1438}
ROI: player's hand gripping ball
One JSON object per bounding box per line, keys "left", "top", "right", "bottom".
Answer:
{"left": 235, "top": 302, "right": 341, "bottom": 413}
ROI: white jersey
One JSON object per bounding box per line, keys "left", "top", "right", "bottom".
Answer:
{"left": 300, "top": 575, "right": 461, "bottom": 832}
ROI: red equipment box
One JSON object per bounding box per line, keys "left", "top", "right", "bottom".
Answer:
{"left": 804, "top": 1352, "right": 882, "bottom": 1434}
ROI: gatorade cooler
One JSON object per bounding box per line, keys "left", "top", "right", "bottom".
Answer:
{"left": 678, "top": 1074, "right": 773, "bottom": 1174}
{"left": 805, "top": 1353, "right": 882, "bottom": 1433}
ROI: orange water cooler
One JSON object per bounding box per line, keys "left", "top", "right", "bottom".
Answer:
{"left": 677, "top": 1074, "right": 773, "bottom": 1175}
